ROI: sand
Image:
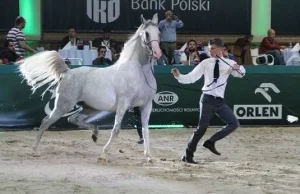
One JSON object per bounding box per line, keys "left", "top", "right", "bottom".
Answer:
{"left": 0, "top": 127, "right": 300, "bottom": 194}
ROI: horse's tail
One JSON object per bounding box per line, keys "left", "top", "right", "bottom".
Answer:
{"left": 18, "top": 50, "right": 70, "bottom": 97}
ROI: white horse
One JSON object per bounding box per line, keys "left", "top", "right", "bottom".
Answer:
{"left": 18, "top": 14, "right": 162, "bottom": 162}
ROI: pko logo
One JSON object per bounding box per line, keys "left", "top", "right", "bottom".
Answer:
{"left": 87, "top": 0, "right": 120, "bottom": 23}
{"left": 154, "top": 91, "right": 179, "bottom": 106}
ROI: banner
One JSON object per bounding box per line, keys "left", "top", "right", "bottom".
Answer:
{"left": 42, "top": 0, "right": 251, "bottom": 34}
{"left": 1, "top": 65, "right": 300, "bottom": 129}
{"left": 0, "top": 0, "right": 19, "bottom": 31}
{"left": 271, "top": 0, "right": 300, "bottom": 35}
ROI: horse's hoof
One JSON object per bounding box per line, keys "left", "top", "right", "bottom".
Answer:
{"left": 147, "top": 157, "right": 154, "bottom": 163}
{"left": 97, "top": 156, "right": 109, "bottom": 163}
{"left": 91, "top": 134, "right": 98, "bottom": 143}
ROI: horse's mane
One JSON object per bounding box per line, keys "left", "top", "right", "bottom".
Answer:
{"left": 116, "top": 20, "right": 157, "bottom": 68}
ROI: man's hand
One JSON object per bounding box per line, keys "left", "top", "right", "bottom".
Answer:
{"left": 232, "top": 63, "right": 240, "bottom": 70}
{"left": 171, "top": 68, "right": 180, "bottom": 77}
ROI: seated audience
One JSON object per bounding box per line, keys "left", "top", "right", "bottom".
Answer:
{"left": 60, "top": 27, "right": 81, "bottom": 49}
{"left": 0, "top": 40, "right": 21, "bottom": 64}
{"left": 180, "top": 40, "right": 210, "bottom": 65}
{"left": 259, "top": 29, "right": 286, "bottom": 65}
{"left": 93, "top": 28, "right": 119, "bottom": 61}
{"left": 181, "top": 40, "right": 201, "bottom": 65}
{"left": 92, "top": 46, "right": 113, "bottom": 66}
{"left": 286, "top": 50, "right": 300, "bottom": 66}
{"left": 234, "top": 34, "right": 253, "bottom": 64}
{"left": 223, "top": 44, "right": 235, "bottom": 60}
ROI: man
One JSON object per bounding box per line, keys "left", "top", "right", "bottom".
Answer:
{"left": 223, "top": 44, "right": 235, "bottom": 61}
{"left": 171, "top": 38, "right": 246, "bottom": 164}
{"left": 92, "top": 46, "right": 113, "bottom": 65}
{"left": 7, "top": 16, "right": 36, "bottom": 58}
{"left": 159, "top": 10, "right": 184, "bottom": 65}
{"left": 181, "top": 40, "right": 201, "bottom": 65}
{"left": 93, "top": 28, "right": 119, "bottom": 60}
{"left": 259, "top": 29, "right": 286, "bottom": 65}
{"left": 60, "top": 27, "right": 81, "bottom": 49}
{"left": 0, "top": 40, "right": 21, "bottom": 64}
{"left": 234, "top": 34, "right": 253, "bottom": 64}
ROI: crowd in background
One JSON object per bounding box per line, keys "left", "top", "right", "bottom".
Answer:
{"left": 1, "top": 13, "right": 299, "bottom": 66}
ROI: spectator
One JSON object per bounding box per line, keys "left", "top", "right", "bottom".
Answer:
{"left": 92, "top": 46, "right": 113, "bottom": 66}
{"left": 286, "top": 50, "right": 300, "bottom": 66}
{"left": 223, "top": 44, "right": 235, "bottom": 60}
{"left": 234, "top": 34, "right": 253, "bottom": 64}
{"left": 259, "top": 29, "right": 286, "bottom": 65}
{"left": 158, "top": 10, "right": 184, "bottom": 65}
{"left": 60, "top": 27, "right": 81, "bottom": 49}
{"left": 7, "top": 16, "right": 36, "bottom": 58}
{"left": 181, "top": 40, "right": 201, "bottom": 65}
{"left": 93, "top": 28, "right": 119, "bottom": 62}
{"left": 0, "top": 40, "right": 21, "bottom": 64}
{"left": 235, "top": 34, "right": 253, "bottom": 48}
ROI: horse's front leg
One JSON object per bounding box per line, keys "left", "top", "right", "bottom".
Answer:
{"left": 140, "top": 101, "right": 153, "bottom": 162}
{"left": 101, "top": 103, "right": 128, "bottom": 161}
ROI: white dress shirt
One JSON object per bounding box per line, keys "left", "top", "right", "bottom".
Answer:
{"left": 175, "top": 57, "right": 246, "bottom": 98}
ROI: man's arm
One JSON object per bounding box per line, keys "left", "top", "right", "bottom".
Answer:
{"left": 18, "top": 41, "right": 36, "bottom": 53}
{"left": 158, "top": 20, "right": 165, "bottom": 30}
{"left": 262, "top": 38, "right": 281, "bottom": 50}
{"left": 172, "top": 61, "right": 205, "bottom": 84}
{"left": 180, "top": 53, "right": 189, "bottom": 65}
{"left": 230, "top": 63, "right": 246, "bottom": 78}
{"left": 16, "top": 31, "right": 36, "bottom": 53}
{"left": 174, "top": 16, "right": 184, "bottom": 28}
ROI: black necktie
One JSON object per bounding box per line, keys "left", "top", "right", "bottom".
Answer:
{"left": 213, "top": 59, "right": 220, "bottom": 82}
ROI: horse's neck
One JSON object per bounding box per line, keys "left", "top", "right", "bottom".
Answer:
{"left": 128, "top": 39, "right": 150, "bottom": 66}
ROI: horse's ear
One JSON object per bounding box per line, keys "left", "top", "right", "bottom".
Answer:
{"left": 140, "top": 14, "right": 146, "bottom": 24}
{"left": 152, "top": 13, "right": 158, "bottom": 25}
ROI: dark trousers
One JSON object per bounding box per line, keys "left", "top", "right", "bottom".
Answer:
{"left": 133, "top": 107, "right": 143, "bottom": 139}
{"left": 160, "top": 42, "right": 176, "bottom": 65}
{"left": 186, "top": 94, "right": 239, "bottom": 156}
{"left": 265, "top": 50, "right": 285, "bottom": 65}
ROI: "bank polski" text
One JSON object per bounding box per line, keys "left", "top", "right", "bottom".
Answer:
{"left": 132, "top": 0, "right": 210, "bottom": 11}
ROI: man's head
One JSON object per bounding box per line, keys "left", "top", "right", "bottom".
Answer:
{"left": 68, "top": 28, "right": 76, "bottom": 38}
{"left": 97, "top": 46, "right": 107, "bottom": 58}
{"left": 209, "top": 38, "right": 224, "bottom": 58}
{"left": 165, "top": 10, "right": 174, "bottom": 21}
{"left": 187, "top": 40, "right": 197, "bottom": 52}
{"left": 222, "top": 44, "right": 230, "bottom": 57}
{"left": 15, "top": 16, "right": 26, "bottom": 29}
{"left": 268, "top": 29, "right": 276, "bottom": 39}
{"left": 245, "top": 34, "right": 253, "bottom": 42}
{"left": 103, "top": 28, "right": 111, "bottom": 40}
{"left": 4, "top": 40, "right": 15, "bottom": 52}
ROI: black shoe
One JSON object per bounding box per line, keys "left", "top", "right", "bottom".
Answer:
{"left": 181, "top": 155, "right": 198, "bottom": 164}
{"left": 203, "top": 140, "right": 221, "bottom": 155}
{"left": 137, "top": 138, "right": 144, "bottom": 144}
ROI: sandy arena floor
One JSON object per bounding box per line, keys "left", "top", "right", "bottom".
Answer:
{"left": 0, "top": 127, "right": 300, "bottom": 194}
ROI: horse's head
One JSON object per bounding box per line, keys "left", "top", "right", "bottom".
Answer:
{"left": 139, "top": 14, "right": 162, "bottom": 60}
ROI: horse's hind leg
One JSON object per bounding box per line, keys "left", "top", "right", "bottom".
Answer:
{"left": 68, "top": 112, "right": 98, "bottom": 142}
{"left": 33, "top": 95, "right": 76, "bottom": 153}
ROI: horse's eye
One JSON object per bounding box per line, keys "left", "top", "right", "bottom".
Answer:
{"left": 145, "top": 32, "right": 150, "bottom": 40}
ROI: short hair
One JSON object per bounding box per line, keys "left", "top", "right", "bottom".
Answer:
{"left": 209, "top": 38, "right": 224, "bottom": 47}
{"left": 4, "top": 39, "right": 13, "bottom": 48}
{"left": 103, "top": 28, "right": 111, "bottom": 33}
{"left": 15, "top": 16, "right": 25, "bottom": 25}
{"left": 97, "top": 46, "right": 107, "bottom": 52}
{"left": 187, "top": 39, "right": 197, "bottom": 45}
